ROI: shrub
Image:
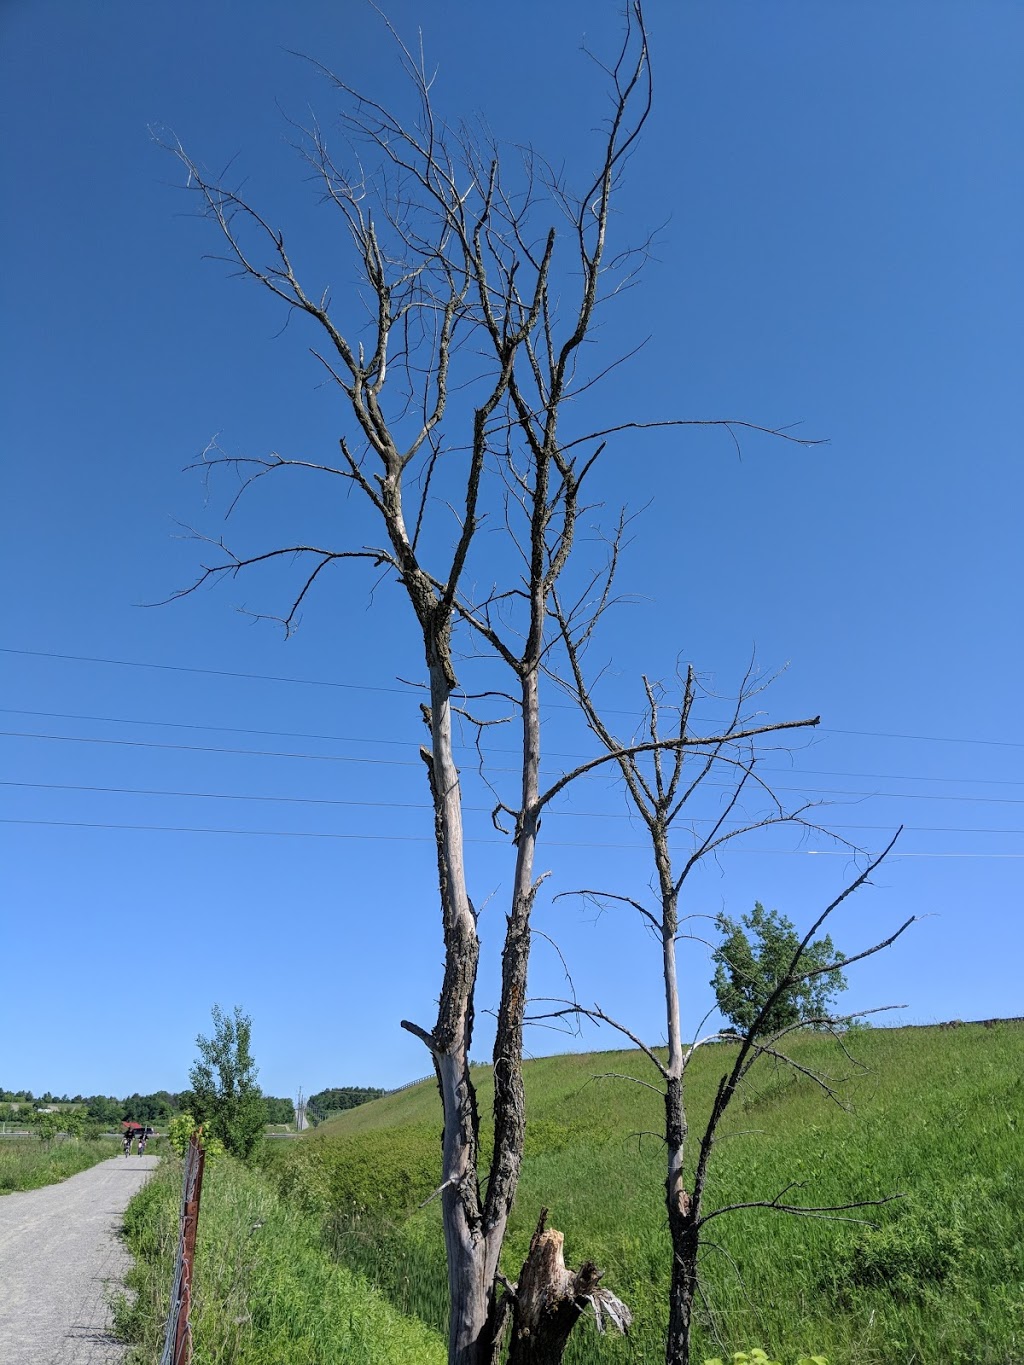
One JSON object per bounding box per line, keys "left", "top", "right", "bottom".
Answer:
{"left": 117, "top": 1153, "right": 445, "bottom": 1363}
{"left": 829, "top": 1178, "right": 990, "bottom": 1301}
{"left": 703, "top": 1351, "right": 828, "bottom": 1365}
{"left": 267, "top": 1137, "right": 332, "bottom": 1215}
{"left": 166, "top": 1112, "right": 225, "bottom": 1159}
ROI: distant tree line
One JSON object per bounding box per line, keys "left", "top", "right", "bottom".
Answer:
{"left": 1, "top": 1089, "right": 86, "bottom": 1105}
{"left": 308, "top": 1086, "right": 385, "bottom": 1114}
{"left": 0, "top": 1086, "right": 303, "bottom": 1128}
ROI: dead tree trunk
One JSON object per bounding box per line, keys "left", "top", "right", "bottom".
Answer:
{"left": 164, "top": 10, "right": 838, "bottom": 1361}
{"left": 664, "top": 1073, "right": 698, "bottom": 1364}
{"left": 163, "top": 9, "right": 655, "bottom": 1352}
{"left": 422, "top": 653, "right": 487, "bottom": 1363}
{"left": 504, "top": 1211, "right": 627, "bottom": 1365}
{"left": 508, "top": 1231, "right": 599, "bottom": 1365}
{"left": 540, "top": 648, "right": 915, "bottom": 1363}
{"left": 665, "top": 1210, "right": 699, "bottom": 1365}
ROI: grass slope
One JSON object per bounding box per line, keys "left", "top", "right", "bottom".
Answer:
{"left": 277, "top": 1023, "right": 1023, "bottom": 1365}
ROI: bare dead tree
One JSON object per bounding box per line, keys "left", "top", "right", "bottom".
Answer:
{"left": 158, "top": 9, "right": 825, "bottom": 1363}
{"left": 540, "top": 648, "right": 917, "bottom": 1364}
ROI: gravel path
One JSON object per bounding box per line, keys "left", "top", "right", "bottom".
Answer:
{"left": 0, "top": 1155, "right": 159, "bottom": 1363}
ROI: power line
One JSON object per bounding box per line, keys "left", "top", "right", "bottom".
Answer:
{"left": 0, "top": 646, "right": 414, "bottom": 698}
{"left": 0, "top": 779, "right": 433, "bottom": 812}
{"left": 3, "top": 707, "right": 1023, "bottom": 787}
{"left": 0, "top": 817, "right": 434, "bottom": 843}
{"left": 0, "top": 707, "right": 418, "bottom": 750}
{"left": 4, "top": 780, "right": 1024, "bottom": 837}
{"left": 0, "top": 646, "right": 615, "bottom": 717}
{"left": 826, "top": 726, "right": 1024, "bottom": 751}
{"left": 0, "top": 730, "right": 422, "bottom": 769}
{"left": 5, "top": 729, "right": 1024, "bottom": 805}
{"left": 5, "top": 646, "right": 1024, "bottom": 751}
{"left": 2, "top": 815, "right": 1021, "bottom": 857}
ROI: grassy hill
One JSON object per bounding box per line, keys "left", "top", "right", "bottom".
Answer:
{"left": 274, "top": 1022, "right": 1023, "bottom": 1364}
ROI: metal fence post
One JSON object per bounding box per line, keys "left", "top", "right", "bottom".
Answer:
{"left": 160, "top": 1130, "right": 206, "bottom": 1365}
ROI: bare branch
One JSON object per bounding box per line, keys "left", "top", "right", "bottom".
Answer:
{"left": 557, "top": 417, "right": 827, "bottom": 455}
{"left": 152, "top": 542, "right": 393, "bottom": 620}
{"left": 553, "top": 887, "right": 662, "bottom": 933}
{"left": 699, "top": 1190, "right": 904, "bottom": 1229}
{"left": 535, "top": 716, "right": 821, "bottom": 813}
{"left": 400, "top": 1019, "right": 438, "bottom": 1053}
{"left": 526, "top": 1001, "right": 669, "bottom": 1080}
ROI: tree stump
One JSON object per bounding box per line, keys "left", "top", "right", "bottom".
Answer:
{"left": 506, "top": 1211, "right": 630, "bottom": 1365}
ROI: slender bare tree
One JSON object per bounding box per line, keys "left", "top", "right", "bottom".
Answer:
{"left": 160, "top": 9, "right": 822, "bottom": 1361}
{"left": 539, "top": 652, "right": 916, "bottom": 1364}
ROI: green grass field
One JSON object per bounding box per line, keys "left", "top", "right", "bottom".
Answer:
{"left": 117, "top": 1153, "right": 446, "bottom": 1364}
{"left": 117, "top": 1023, "right": 1022, "bottom": 1363}
{"left": 271, "top": 1022, "right": 1023, "bottom": 1364}
{"left": 0, "top": 1135, "right": 117, "bottom": 1193}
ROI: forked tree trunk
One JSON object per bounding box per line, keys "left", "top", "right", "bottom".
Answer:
{"left": 421, "top": 655, "right": 490, "bottom": 1363}
{"left": 438, "top": 1045, "right": 488, "bottom": 1365}
{"left": 662, "top": 872, "right": 698, "bottom": 1364}
{"left": 166, "top": 10, "right": 653, "bottom": 1357}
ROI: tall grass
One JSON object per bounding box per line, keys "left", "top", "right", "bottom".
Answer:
{"left": 117, "top": 1152, "right": 445, "bottom": 1365}
{"left": 0, "top": 1135, "right": 117, "bottom": 1192}
{"left": 276, "top": 1023, "right": 1024, "bottom": 1365}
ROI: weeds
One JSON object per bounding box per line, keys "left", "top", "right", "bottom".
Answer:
{"left": 0, "top": 1136, "right": 116, "bottom": 1192}
{"left": 116, "top": 1025, "right": 1024, "bottom": 1363}
{"left": 296, "top": 1023, "right": 1024, "bottom": 1365}
{"left": 117, "top": 1152, "right": 444, "bottom": 1364}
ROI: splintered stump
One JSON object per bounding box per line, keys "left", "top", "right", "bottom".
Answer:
{"left": 506, "top": 1211, "right": 631, "bottom": 1365}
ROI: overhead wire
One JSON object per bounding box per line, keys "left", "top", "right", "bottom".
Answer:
{"left": 2, "top": 815, "right": 1022, "bottom": 857}
{"left": 2, "top": 706, "right": 1024, "bottom": 787}
{"left": 3, "top": 779, "right": 1024, "bottom": 837}
{"left": 0, "top": 730, "right": 421, "bottom": 768}
{"left": 4, "top": 729, "right": 1023, "bottom": 805}
{"left": 4, "top": 649, "right": 1021, "bottom": 861}
{"left": 0, "top": 646, "right": 415, "bottom": 700}
{"left": 4, "top": 646, "right": 1024, "bottom": 750}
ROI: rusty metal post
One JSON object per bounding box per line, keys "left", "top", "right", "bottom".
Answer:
{"left": 161, "top": 1130, "right": 206, "bottom": 1365}
{"left": 174, "top": 1133, "right": 206, "bottom": 1365}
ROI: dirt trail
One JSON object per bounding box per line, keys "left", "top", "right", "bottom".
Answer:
{"left": 0, "top": 1154, "right": 158, "bottom": 1363}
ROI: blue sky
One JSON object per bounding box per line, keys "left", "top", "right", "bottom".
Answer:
{"left": 2, "top": 1, "right": 1021, "bottom": 1101}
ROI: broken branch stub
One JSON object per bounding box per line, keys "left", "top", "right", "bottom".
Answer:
{"left": 506, "top": 1211, "right": 631, "bottom": 1365}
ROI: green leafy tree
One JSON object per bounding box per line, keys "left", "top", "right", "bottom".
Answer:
{"left": 166, "top": 1111, "right": 193, "bottom": 1156}
{"left": 36, "top": 1110, "right": 85, "bottom": 1142}
{"left": 123, "top": 1090, "right": 177, "bottom": 1123}
{"left": 711, "top": 902, "right": 848, "bottom": 1036}
{"left": 167, "top": 1111, "right": 226, "bottom": 1158}
{"left": 36, "top": 1112, "right": 62, "bottom": 1142}
{"left": 85, "top": 1095, "right": 123, "bottom": 1125}
{"left": 263, "top": 1096, "right": 297, "bottom": 1124}
{"left": 189, "top": 1005, "right": 264, "bottom": 1161}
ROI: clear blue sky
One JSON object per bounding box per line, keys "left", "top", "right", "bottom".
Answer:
{"left": 2, "top": 1, "right": 1021, "bottom": 1101}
